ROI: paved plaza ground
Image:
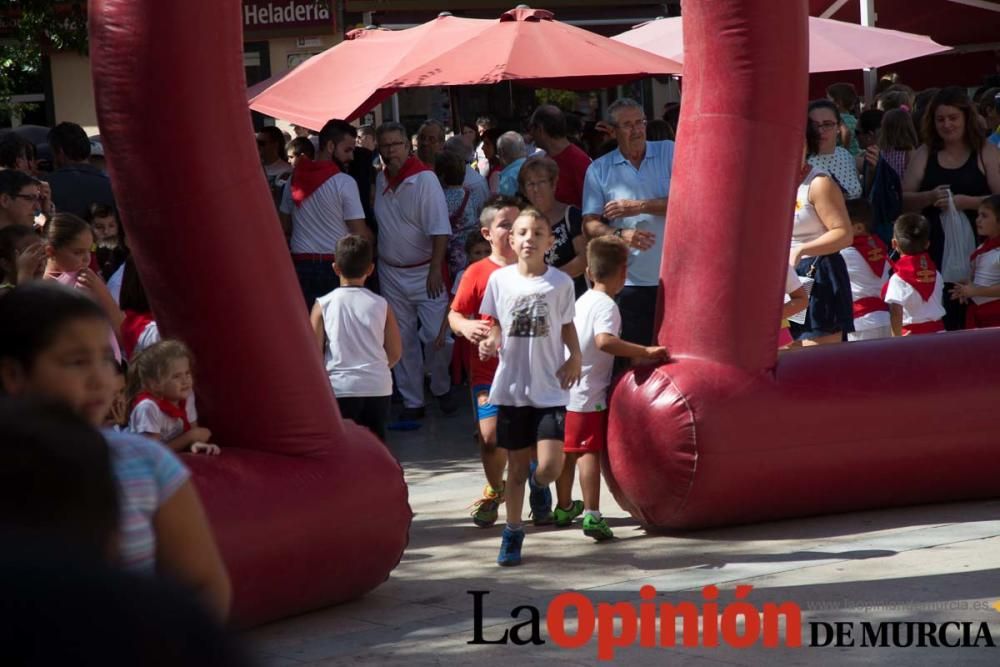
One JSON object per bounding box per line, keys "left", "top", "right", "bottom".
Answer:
{"left": 247, "top": 394, "right": 1000, "bottom": 666}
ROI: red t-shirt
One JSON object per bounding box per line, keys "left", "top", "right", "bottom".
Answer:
{"left": 551, "top": 142, "right": 592, "bottom": 209}
{"left": 451, "top": 257, "right": 504, "bottom": 386}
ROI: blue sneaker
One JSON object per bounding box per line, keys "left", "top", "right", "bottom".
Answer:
{"left": 528, "top": 461, "right": 553, "bottom": 525}
{"left": 497, "top": 527, "right": 524, "bottom": 566}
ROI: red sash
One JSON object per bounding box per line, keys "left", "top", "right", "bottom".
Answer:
{"left": 850, "top": 234, "right": 888, "bottom": 278}
{"left": 291, "top": 157, "right": 341, "bottom": 207}
{"left": 887, "top": 253, "right": 937, "bottom": 302}
{"left": 901, "top": 320, "right": 944, "bottom": 336}
{"left": 121, "top": 310, "right": 154, "bottom": 359}
{"left": 965, "top": 298, "right": 1000, "bottom": 329}
{"left": 852, "top": 296, "right": 888, "bottom": 319}
{"left": 134, "top": 392, "right": 190, "bottom": 433}
{"left": 383, "top": 155, "right": 432, "bottom": 194}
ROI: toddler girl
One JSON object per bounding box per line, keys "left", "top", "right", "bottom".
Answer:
{"left": 128, "top": 340, "right": 220, "bottom": 455}
{"left": 951, "top": 195, "right": 1000, "bottom": 328}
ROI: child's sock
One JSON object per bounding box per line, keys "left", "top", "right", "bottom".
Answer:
{"left": 584, "top": 509, "right": 601, "bottom": 520}
{"left": 506, "top": 522, "right": 523, "bottom": 532}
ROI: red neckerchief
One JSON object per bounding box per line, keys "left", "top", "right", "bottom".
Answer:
{"left": 134, "top": 392, "right": 190, "bottom": 433}
{"left": 291, "top": 157, "right": 341, "bottom": 207}
{"left": 969, "top": 236, "right": 1000, "bottom": 282}
{"left": 850, "top": 234, "right": 888, "bottom": 279}
{"left": 888, "top": 252, "right": 937, "bottom": 302}
{"left": 120, "top": 310, "right": 154, "bottom": 359}
{"left": 383, "top": 155, "right": 432, "bottom": 194}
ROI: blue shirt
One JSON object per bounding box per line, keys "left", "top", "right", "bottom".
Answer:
{"left": 582, "top": 140, "right": 675, "bottom": 287}
{"left": 499, "top": 157, "right": 527, "bottom": 197}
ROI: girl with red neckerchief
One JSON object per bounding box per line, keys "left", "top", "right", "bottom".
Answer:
{"left": 951, "top": 195, "right": 1000, "bottom": 328}
{"left": 128, "top": 339, "right": 220, "bottom": 455}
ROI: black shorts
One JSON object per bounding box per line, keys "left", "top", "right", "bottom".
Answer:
{"left": 496, "top": 405, "right": 566, "bottom": 450}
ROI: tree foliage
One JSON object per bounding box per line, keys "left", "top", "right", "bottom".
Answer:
{"left": 0, "top": 1, "right": 88, "bottom": 114}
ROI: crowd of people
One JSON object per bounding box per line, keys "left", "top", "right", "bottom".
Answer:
{"left": 1, "top": 72, "right": 999, "bottom": 584}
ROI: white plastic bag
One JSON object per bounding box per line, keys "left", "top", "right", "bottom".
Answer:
{"left": 940, "top": 191, "right": 976, "bottom": 283}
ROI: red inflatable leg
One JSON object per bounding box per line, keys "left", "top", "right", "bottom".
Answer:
{"left": 605, "top": 0, "right": 1000, "bottom": 529}
{"left": 89, "top": 0, "right": 410, "bottom": 625}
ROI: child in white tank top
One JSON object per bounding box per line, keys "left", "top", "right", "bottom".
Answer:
{"left": 310, "top": 235, "right": 402, "bottom": 441}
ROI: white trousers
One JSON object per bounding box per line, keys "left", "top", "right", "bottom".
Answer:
{"left": 380, "top": 263, "right": 453, "bottom": 409}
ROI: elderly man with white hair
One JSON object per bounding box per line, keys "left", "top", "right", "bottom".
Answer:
{"left": 497, "top": 132, "right": 528, "bottom": 197}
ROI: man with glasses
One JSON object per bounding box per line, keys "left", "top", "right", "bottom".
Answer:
{"left": 0, "top": 170, "right": 42, "bottom": 229}
{"left": 374, "top": 121, "right": 455, "bottom": 421}
{"left": 47, "top": 122, "right": 116, "bottom": 220}
{"left": 582, "top": 97, "right": 675, "bottom": 346}
{"left": 279, "top": 118, "right": 369, "bottom": 309}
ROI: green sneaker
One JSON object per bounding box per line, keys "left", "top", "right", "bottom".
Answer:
{"left": 582, "top": 514, "right": 614, "bottom": 541}
{"left": 471, "top": 483, "right": 504, "bottom": 528}
{"left": 553, "top": 500, "right": 584, "bottom": 527}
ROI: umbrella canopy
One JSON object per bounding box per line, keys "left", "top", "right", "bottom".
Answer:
{"left": 612, "top": 15, "right": 951, "bottom": 73}
{"left": 384, "top": 7, "right": 682, "bottom": 91}
{"left": 248, "top": 14, "right": 493, "bottom": 128}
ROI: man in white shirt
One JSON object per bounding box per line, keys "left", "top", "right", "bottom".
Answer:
{"left": 279, "top": 119, "right": 371, "bottom": 308}
{"left": 374, "top": 122, "right": 455, "bottom": 420}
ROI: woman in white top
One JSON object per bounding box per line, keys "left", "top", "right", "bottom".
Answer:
{"left": 807, "top": 100, "right": 864, "bottom": 200}
{"left": 789, "top": 120, "right": 855, "bottom": 346}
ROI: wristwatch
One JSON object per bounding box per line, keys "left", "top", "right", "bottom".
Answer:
{"left": 613, "top": 228, "right": 624, "bottom": 238}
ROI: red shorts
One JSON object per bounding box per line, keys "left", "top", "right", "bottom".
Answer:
{"left": 564, "top": 410, "right": 608, "bottom": 454}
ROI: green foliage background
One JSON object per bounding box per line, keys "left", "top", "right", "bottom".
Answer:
{"left": 0, "top": 0, "right": 88, "bottom": 115}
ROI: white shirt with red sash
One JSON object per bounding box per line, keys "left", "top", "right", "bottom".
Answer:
{"left": 374, "top": 162, "right": 451, "bottom": 268}
{"left": 279, "top": 159, "right": 365, "bottom": 255}
{"left": 883, "top": 254, "right": 945, "bottom": 330}
{"left": 840, "top": 234, "right": 890, "bottom": 332}
{"left": 971, "top": 245, "right": 1000, "bottom": 306}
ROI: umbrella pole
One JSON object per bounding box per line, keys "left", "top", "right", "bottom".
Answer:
{"left": 449, "top": 86, "right": 461, "bottom": 132}
{"left": 860, "top": 0, "right": 878, "bottom": 103}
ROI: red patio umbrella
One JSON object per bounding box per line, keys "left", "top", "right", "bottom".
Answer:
{"left": 248, "top": 14, "right": 493, "bottom": 128}
{"left": 383, "top": 7, "right": 682, "bottom": 91}
{"left": 612, "top": 15, "right": 951, "bottom": 73}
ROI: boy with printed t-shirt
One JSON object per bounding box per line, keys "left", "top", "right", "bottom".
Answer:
{"left": 448, "top": 195, "right": 522, "bottom": 528}
{"left": 479, "top": 208, "right": 582, "bottom": 566}
{"left": 840, "top": 199, "right": 891, "bottom": 340}
{"left": 554, "top": 237, "right": 668, "bottom": 540}
{"left": 883, "top": 214, "right": 946, "bottom": 336}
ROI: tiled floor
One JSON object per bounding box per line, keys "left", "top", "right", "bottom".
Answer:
{"left": 246, "top": 394, "right": 1000, "bottom": 666}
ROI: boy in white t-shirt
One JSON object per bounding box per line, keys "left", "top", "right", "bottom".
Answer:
{"left": 479, "top": 208, "right": 582, "bottom": 566}
{"left": 310, "top": 235, "right": 402, "bottom": 441}
{"left": 554, "top": 237, "right": 668, "bottom": 541}
{"left": 841, "top": 199, "right": 891, "bottom": 340}
{"left": 883, "top": 214, "right": 946, "bottom": 336}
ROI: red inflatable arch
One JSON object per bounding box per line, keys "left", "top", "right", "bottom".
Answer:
{"left": 606, "top": 0, "right": 1000, "bottom": 530}
{"left": 89, "top": 0, "right": 410, "bottom": 626}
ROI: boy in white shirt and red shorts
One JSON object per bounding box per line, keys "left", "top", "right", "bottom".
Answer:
{"left": 554, "top": 237, "right": 668, "bottom": 540}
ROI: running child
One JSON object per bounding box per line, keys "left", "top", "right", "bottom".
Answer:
{"left": 951, "top": 195, "right": 1000, "bottom": 328}
{"left": 310, "top": 235, "right": 401, "bottom": 441}
{"left": 840, "top": 199, "right": 891, "bottom": 340}
{"left": 554, "top": 236, "right": 668, "bottom": 541}
{"left": 478, "top": 207, "right": 582, "bottom": 565}
{"left": 449, "top": 196, "right": 520, "bottom": 528}
{"left": 128, "top": 339, "right": 220, "bottom": 455}
{"left": 883, "top": 214, "right": 946, "bottom": 336}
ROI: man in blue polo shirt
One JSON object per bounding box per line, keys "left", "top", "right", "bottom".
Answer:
{"left": 582, "top": 98, "right": 675, "bottom": 346}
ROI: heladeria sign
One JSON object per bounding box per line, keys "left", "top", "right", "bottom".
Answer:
{"left": 243, "top": 0, "right": 333, "bottom": 32}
